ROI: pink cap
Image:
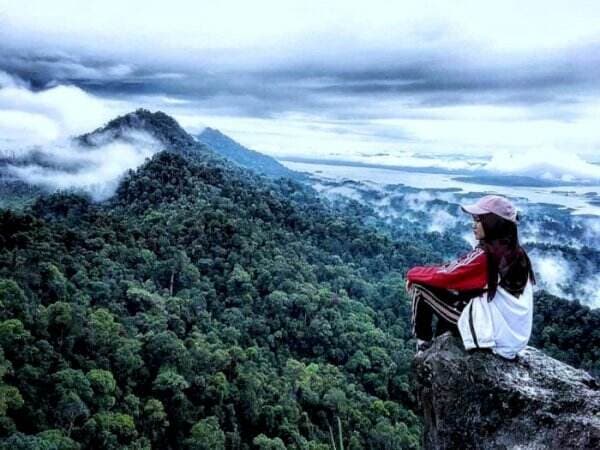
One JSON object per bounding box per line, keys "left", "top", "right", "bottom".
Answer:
{"left": 461, "top": 195, "right": 518, "bottom": 223}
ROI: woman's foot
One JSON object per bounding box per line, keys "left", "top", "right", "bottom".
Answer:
{"left": 416, "top": 339, "right": 432, "bottom": 355}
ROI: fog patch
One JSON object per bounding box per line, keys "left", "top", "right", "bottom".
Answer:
{"left": 322, "top": 185, "right": 363, "bottom": 202}
{"left": 574, "top": 216, "right": 600, "bottom": 248}
{"left": 580, "top": 274, "right": 600, "bottom": 309}
{"left": 519, "top": 220, "right": 543, "bottom": 244}
{"left": 404, "top": 191, "right": 435, "bottom": 211}
{"left": 427, "top": 208, "right": 458, "bottom": 233}
{"left": 4, "top": 131, "right": 163, "bottom": 201}
{"left": 529, "top": 251, "right": 573, "bottom": 299}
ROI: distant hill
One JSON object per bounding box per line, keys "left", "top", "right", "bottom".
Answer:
{"left": 80, "top": 109, "right": 195, "bottom": 148}
{"left": 197, "top": 127, "right": 305, "bottom": 180}
{"left": 452, "top": 174, "right": 583, "bottom": 188}
{"left": 0, "top": 110, "right": 249, "bottom": 204}
{"left": 0, "top": 110, "right": 304, "bottom": 206}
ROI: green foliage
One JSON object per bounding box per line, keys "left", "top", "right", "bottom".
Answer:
{"left": 531, "top": 291, "right": 600, "bottom": 378}
{"left": 185, "top": 417, "right": 225, "bottom": 450}
{"left": 36, "top": 430, "right": 80, "bottom": 450}
{"left": 0, "top": 280, "right": 31, "bottom": 324}
{"left": 83, "top": 412, "right": 137, "bottom": 448}
{"left": 253, "top": 434, "right": 287, "bottom": 449}
{"left": 87, "top": 370, "right": 116, "bottom": 410}
{"left": 0, "top": 150, "right": 594, "bottom": 448}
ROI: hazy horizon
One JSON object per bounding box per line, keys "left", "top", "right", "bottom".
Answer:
{"left": 2, "top": 1, "right": 600, "bottom": 171}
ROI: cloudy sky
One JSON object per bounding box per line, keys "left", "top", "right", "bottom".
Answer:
{"left": 2, "top": 0, "right": 600, "bottom": 163}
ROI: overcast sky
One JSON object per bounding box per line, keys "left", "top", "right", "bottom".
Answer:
{"left": 2, "top": 0, "right": 600, "bottom": 162}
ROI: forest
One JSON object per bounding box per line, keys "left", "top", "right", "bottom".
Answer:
{"left": 0, "top": 150, "right": 598, "bottom": 449}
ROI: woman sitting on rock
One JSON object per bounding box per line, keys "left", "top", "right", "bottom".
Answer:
{"left": 406, "top": 195, "right": 536, "bottom": 360}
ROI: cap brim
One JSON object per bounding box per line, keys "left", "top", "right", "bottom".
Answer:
{"left": 461, "top": 204, "right": 487, "bottom": 215}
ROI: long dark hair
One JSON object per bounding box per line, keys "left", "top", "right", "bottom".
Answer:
{"left": 478, "top": 213, "right": 535, "bottom": 300}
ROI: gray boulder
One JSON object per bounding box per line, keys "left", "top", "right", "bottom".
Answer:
{"left": 412, "top": 333, "right": 600, "bottom": 449}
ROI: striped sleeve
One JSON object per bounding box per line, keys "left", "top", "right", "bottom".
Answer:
{"left": 407, "top": 248, "right": 488, "bottom": 291}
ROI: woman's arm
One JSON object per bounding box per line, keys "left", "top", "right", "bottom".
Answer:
{"left": 407, "top": 248, "right": 488, "bottom": 291}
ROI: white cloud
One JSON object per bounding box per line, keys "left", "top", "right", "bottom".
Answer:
{"left": 529, "top": 251, "right": 573, "bottom": 299}
{"left": 3, "top": 2, "right": 600, "bottom": 173}
{"left": 5, "top": 132, "right": 163, "bottom": 201}
{"left": 580, "top": 274, "right": 600, "bottom": 309}
{"left": 484, "top": 148, "right": 600, "bottom": 182}
{"left": 0, "top": 71, "right": 127, "bottom": 146}
{"left": 0, "top": 74, "right": 159, "bottom": 200}
{"left": 0, "top": 109, "right": 59, "bottom": 147}
{"left": 0, "top": 71, "right": 27, "bottom": 89}
{"left": 4, "top": 1, "right": 600, "bottom": 57}
{"left": 427, "top": 208, "right": 458, "bottom": 234}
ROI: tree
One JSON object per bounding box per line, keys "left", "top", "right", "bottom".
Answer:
{"left": 86, "top": 370, "right": 116, "bottom": 411}
{"left": 0, "top": 349, "right": 23, "bottom": 435}
{"left": 83, "top": 412, "right": 137, "bottom": 449}
{"left": 0, "top": 280, "right": 32, "bottom": 325}
{"left": 152, "top": 369, "right": 189, "bottom": 396}
{"left": 0, "top": 320, "right": 32, "bottom": 361}
{"left": 184, "top": 417, "right": 225, "bottom": 450}
{"left": 252, "top": 434, "right": 286, "bottom": 450}
{"left": 141, "top": 399, "right": 168, "bottom": 444}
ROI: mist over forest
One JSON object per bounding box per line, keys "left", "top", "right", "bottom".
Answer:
{"left": 2, "top": 2, "right": 600, "bottom": 448}
{"left": 0, "top": 102, "right": 598, "bottom": 450}
{"left": 306, "top": 172, "right": 600, "bottom": 308}
{"left": 2, "top": 97, "right": 599, "bottom": 308}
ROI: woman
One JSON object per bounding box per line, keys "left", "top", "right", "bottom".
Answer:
{"left": 406, "top": 195, "right": 536, "bottom": 360}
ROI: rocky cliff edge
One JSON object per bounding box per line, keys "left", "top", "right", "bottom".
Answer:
{"left": 412, "top": 333, "right": 600, "bottom": 449}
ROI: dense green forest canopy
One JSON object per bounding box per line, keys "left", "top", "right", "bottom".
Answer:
{"left": 0, "top": 150, "right": 598, "bottom": 449}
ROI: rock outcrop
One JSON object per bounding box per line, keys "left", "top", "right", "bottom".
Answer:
{"left": 412, "top": 333, "right": 600, "bottom": 449}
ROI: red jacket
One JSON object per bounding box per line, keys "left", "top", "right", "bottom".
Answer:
{"left": 407, "top": 247, "right": 488, "bottom": 291}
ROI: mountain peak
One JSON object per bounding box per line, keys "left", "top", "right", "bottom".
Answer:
{"left": 197, "top": 128, "right": 305, "bottom": 181}
{"left": 199, "top": 127, "right": 234, "bottom": 141}
{"left": 79, "top": 109, "right": 197, "bottom": 151}
{"left": 201, "top": 126, "right": 223, "bottom": 135}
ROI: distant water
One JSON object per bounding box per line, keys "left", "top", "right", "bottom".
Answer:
{"left": 282, "top": 161, "right": 600, "bottom": 217}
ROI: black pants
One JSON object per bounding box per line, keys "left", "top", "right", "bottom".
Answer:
{"left": 410, "top": 283, "right": 472, "bottom": 341}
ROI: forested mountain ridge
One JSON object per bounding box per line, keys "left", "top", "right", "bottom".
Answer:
{"left": 0, "top": 149, "right": 427, "bottom": 449}
{"left": 196, "top": 128, "right": 305, "bottom": 181}
{"left": 0, "top": 109, "right": 278, "bottom": 209}
{"left": 0, "top": 111, "right": 598, "bottom": 448}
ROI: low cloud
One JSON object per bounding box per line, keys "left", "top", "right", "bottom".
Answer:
{"left": 580, "top": 274, "right": 600, "bottom": 309}
{"left": 427, "top": 208, "right": 459, "bottom": 234}
{"left": 4, "top": 131, "right": 163, "bottom": 201}
{"left": 528, "top": 251, "right": 573, "bottom": 299}
{"left": 574, "top": 216, "right": 600, "bottom": 248}
{"left": 0, "top": 74, "right": 162, "bottom": 200}
{"left": 484, "top": 149, "right": 600, "bottom": 183}
{"left": 0, "top": 71, "right": 125, "bottom": 148}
